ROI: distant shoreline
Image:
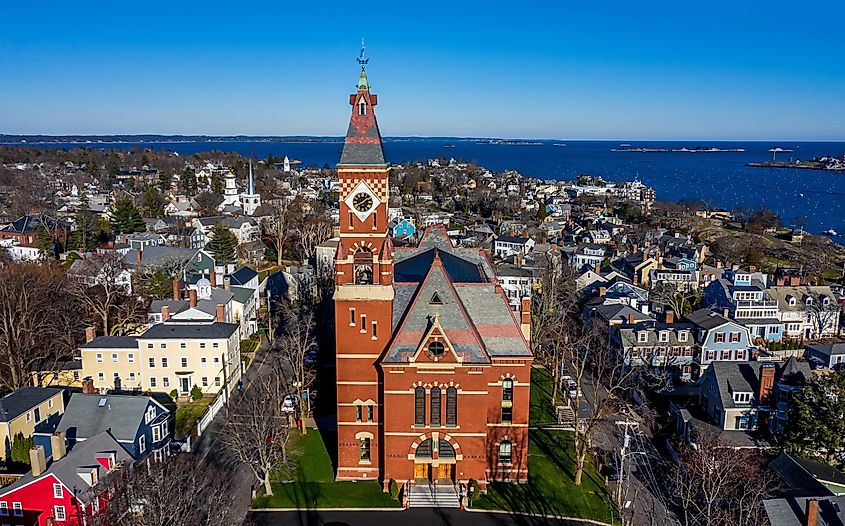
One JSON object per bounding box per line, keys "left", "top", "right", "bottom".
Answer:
{"left": 747, "top": 161, "right": 845, "bottom": 172}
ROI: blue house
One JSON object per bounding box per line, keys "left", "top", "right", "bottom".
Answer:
{"left": 40, "top": 393, "right": 171, "bottom": 461}
{"left": 390, "top": 217, "right": 416, "bottom": 240}
{"left": 686, "top": 309, "right": 755, "bottom": 377}
{"left": 703, "top": 268, "right": 783, "bottom": 342}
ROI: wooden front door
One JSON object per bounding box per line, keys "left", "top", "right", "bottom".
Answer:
{"left": 414, "top": 463, "right": 429, "bottom": 479}
{"left": 436, "top": 463, "right": 453, "bottom": 480}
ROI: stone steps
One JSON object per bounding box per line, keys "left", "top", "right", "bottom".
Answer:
{"left": 408, "top": 485, "right": 461, "bottom": 508}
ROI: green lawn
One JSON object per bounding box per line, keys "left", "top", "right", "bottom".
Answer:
{"left": 174, "top": 397, "right": 213, "bottom": 437}
{"left": 530, "top": 366, "right": 559, "bottom": 426}
{"left": 252, "top": 430, "right": 400, "bottom": 509}
{"left": 472, "top": 428, "right": 615, "bottom": 522}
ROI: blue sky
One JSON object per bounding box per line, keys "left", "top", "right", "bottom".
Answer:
{"left": 2, "top": 1, "right": 844, "bottom": 140}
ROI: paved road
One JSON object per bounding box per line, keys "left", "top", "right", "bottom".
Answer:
{"left": 191, "top": 336, "right": 277, "bottom": 522}
{"left": 250, "top": 509, "right": 607, "bottom": 526}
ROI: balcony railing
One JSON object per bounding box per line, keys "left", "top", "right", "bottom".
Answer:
{"left": 735, "top": 299, "right": 778, "bottom": 308}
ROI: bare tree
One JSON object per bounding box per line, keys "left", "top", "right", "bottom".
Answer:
{"left": 92, "top": 455, "right": 238, "bottom": 526}
{"left": 0, "top": 262, "right": 82, "bottom": 390}
{"left": 219, "top": 361, "right": 293, "bottom": 496}
{"left": 263, "top": 196, "right": 300, "bottom": 267}
{"left": 671, "top": 430, "right": 775, "bottom": 526}
{"left": 295, "top": 213, "right": 333, "bottom": 263}
{"left": 276, "top": 305, "right": 318, "bottom": 432}
{"left": 70, "top": 251, "right": 146, "bottom": 336}
{"left": 568, "top": 325, "right": 634, "bottom": 486}
{"left": 650, "top": 281, "right": 700, "bottom": 316}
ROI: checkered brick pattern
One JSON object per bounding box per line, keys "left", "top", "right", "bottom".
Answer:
{"left": 340, "top": 177, "right": 388, "bottom": 201}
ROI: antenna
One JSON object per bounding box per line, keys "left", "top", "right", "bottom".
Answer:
{"left": 357, "top": 38, "right": 369, "bottom": 65}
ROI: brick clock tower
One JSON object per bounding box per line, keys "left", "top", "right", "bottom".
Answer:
{"left": 334, "top": 57, "right": 394, "bottom": 481}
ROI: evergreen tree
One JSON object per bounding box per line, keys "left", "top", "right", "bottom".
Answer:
{"left": 211, "top": 172, "right": 224, "bottom": 194}
{"left": 110, "top": 198, "right": 145, "bottom": 234}
{"left": 158, "top": 170, "right": 172, "bottom": 193}
{"left": 70, "top": 193, "right": 98, "bottom": 251}
{"left": 11, "top": 432, "right": 34, "bottom": 465}
{"left": 205, "top": 222, "right": 238, "bottom": 262}
{"left": 142, "top": 186, "right": 166, "bottom": 218}
{"left": 181, "top": 166, "right": 198, "bottom": 196}
{"left": 786, "top": 369, "right": 845, "bottom": 463}
{"left": 85, "top": 153, "right": 100, "bottom": 180}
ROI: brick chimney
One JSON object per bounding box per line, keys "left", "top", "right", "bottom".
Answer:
{"left": 161, "top": 305, "right": 170, "bottom": 322}
{"left": 189, "top": 289, "right": 198, "bottom": 308}
{"left": 223, "top": 276, "right": 231, "bottom": 290}
{"left": 30, "top": 445, "right": 47, "bottom": 476}
{"left": 598, "top": 286, "right": 607, "bottom": 297}
{"left": 723, "top": 308, "right": 729, "bottom": 319}
{"left": 715, "top": 260, "right": 723, "bottom": 269}
{"left": 665, "top": 310, "right": 675, "bottom": 324}
{"left": 791, "top": 276, "right": 801, "bottom": 287}
{"left": 633, "top": 275, "right": 639, "bottom": 286}
{"left": 805, "top": 498, "right": 819, "bottom": 526}
{"left": 594, "top": 262, "right": 601, "bottom": 274}
{"left": 85, "top": 326, "right": 96, "bottom": 343}
{"left": 82, "top": 376, "right": 96, "bottom": 394}
{"left": 758, "top": 363, "right": 776, "bottom": 405}
{"left": 135, "top": 249, "right": 142, "bottom": 271}
{"left": 172, "top": 278, "right": 181, "bottom": 300}
{"left": 210, "top": 271, "right": 217, "bottom": 288}
{"left": 51, "top": 432, "right": 67, "bottom": 461}
{"left": 628, "top": 313, "right": 635, "bottom": 325}
{"left": 520, "top": 298, "right": 531, "bottom": 341}
{"left": 216, "top": 304, "right": 225, "bottom": 323}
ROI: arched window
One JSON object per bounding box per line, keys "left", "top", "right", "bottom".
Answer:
{"left": 430, "top": 386, "right": 441, "bottom": 426}
{"left": 445, "top": 387, "right": 457, "bottom": 427}
{"left": 359, "top": 101, "right": 366, "bottom": 116}
{"left": 354, "top": 248, "right": 373, "bottom": 285}
{"left": 414, "top": 387, "right": 425, "bottom": 426}
{"left": 499, "top": 441, "right": 513, "bottom": 464}
{"left": 502, "top": 379, "right": 513, "bottom": 402}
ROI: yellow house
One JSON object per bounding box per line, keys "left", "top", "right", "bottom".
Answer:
{"left": 0, "top": 387, "right": 66, "bottom": 462}
{"left": 29, "top": 359, "right": 84, "bottom": 388}
{"left": 79, "top": 321, "right": 242, "bottom": 398}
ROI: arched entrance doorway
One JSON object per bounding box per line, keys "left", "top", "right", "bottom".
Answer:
{"left": 411, "top": 438, "right": 456, "bottom": 482}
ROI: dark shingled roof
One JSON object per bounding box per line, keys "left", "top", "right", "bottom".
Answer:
{"left": 57, "top": 393, "right": 167, "bottom": 444}
{"left": 81, "top": 336, "right": 138, "bottom": 349}
{"left": 0, "top": 387, "right": 64, "bottom": 423}
{"left": 140, "top": 322, "right": 238, "bottom": 339}
{"left": 764, "top": 496, "right": 845, "bottom": 526}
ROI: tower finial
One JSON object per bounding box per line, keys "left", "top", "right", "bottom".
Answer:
{"left": 357, "top": 38, "right": 369, "bottom": 66}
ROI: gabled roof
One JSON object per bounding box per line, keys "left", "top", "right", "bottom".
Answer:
{"left": 0, "top": 431, "right": 133, "bottom": 504}
{"left": 0, "top": 387, "right": 64, "bottom": 423}
{"left": 228, "top": 266, "right": 258, "bottom": 285}
{"left": 56, "top": 393, "right": 167, "bottom": 444}
{"left": 139, "top": 321, "right": 238, "bottom": 340}
{"left": 686, "top": 308, "right": 732, "bottom": 330}
{"left": 80, "top": 336, "right": 138, "bottom": 349}
{"left": 764, "top": 496, "right": 845, "bottom": 526}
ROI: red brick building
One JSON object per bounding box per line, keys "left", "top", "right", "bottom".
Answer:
{"left": 334, "top": 64, "right": 532, "bottom": 492}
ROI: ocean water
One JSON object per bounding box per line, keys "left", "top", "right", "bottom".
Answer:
{"left": 28, "top": 139, "right": 845, "bottom": 238}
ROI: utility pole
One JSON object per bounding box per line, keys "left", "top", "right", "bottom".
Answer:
{"left": 616, "top": 419, "right": 641, "bottom": 526}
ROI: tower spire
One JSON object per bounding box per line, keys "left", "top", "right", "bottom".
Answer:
{"left": 248, "top": 156, "right": 254, "bottom": 195}
{"left": 357, "top": 38, "right": 369, "bottom": 91}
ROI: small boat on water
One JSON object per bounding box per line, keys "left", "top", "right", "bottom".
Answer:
{"left": 619, "top": 143, "right": 632, "bottom": 147}
{"left": 443, "top": 144, "right": 455, "bottom": 149}
{"left": 822, "top": 229, "right": 839, "bottom": 236}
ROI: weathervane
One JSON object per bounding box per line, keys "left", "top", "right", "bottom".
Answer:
{"left": 357, "top": 38, "right": 369, "bottom": 65}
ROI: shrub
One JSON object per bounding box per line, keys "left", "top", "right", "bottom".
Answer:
{"left": 10, "top": 433, "right": 34, "bottom": 465}
{"left": 468, "top": 478, "right": 481, "bottom": 504}
{"left": 169, "top": 389, "right": 178, "bottom": 400}
{"left": 388, "top": 479, "right": 399, "bottom": 499}
{"left": 191, "top": 385, "right": 203, "bottom": 401}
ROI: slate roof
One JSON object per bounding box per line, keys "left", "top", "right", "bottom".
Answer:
{"left": 121, "top": 246, "right": 199, "bottom": 268}
{"left": 495, "top": 235, "right": 528, "bottom": 245}
{"left": 764, "top": 496, "right": 845, "bottom": 526}
{"left": 229, "top": 285, "right": 254, "bottom": 304}
{"left": 139, "top": 322, "right": 238, "bottom": 340}
{"left": 591, "top": 303, "right": 655, "bottom": 325}
{"left": 338, "top": 82, "right": 386, "bottom": 165}
{"left": 686, "top": 308, "right": 731, "bottom": 330}
{"left": 0, "top": 431, "right": 133, "bottom": 504}
{"left": 80, "top": 336, "right": 138, "bottom": 349}
{"left": 617, "top": 323, "right": 694, "bottom": 348}
{"left": 229, "top": 266, "right": 258, "bottom": 285}
{"left": 384, "top": 227, "right": 530, "bottom": 364}
{"left": 56, "top": 393, "right": 166, "bottom": 443}
{"left": 807, "top": 343, "right": 845, "bottom": 357}
{"left": 705, "top": 359, "right": 812, "bottom": 410}
{"left": 768, "top": 286, "right": 838, "bottom": 312}
{"left": 0, "top": 387, "right": 64, "bottom": 423}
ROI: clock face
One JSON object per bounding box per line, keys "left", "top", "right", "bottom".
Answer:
{"left": 352, "top": 192, "right": 374, "bottom": 213}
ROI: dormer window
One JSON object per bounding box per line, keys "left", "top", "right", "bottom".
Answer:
{"left": 733, "top": 392, "right": 752, "bottom": 404}
{"left": 359, "top": 101, "right": 366, "bottom": 116}
{"left": 637, "top": 331, "right": 648, "bottom": 343}
{"left": 678, "top": 331, "right": 689, "bottom": 342}
{"left": 788, "top": 296, "right": 796, "bottom": 306}
{"left": 659, "top": 331, "right": 669, "bottom": 343}
{"left": 805, "top": 297, "right": 813, "bottom": 306}
{"left": 823, "top": 297, "right": 831, "bottom": 306}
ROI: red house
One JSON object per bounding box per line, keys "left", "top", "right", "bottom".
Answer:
{"left": 334, "top": 61, "right": 533, "bottom": 500}
{"left": 0, "top": 431, "right": 132, "bottom": 526}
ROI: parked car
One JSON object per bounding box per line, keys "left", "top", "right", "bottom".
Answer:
{"left": 566, "top": 380, "right": 581, "bottom": 399}
{"left": 282, "top": 394, "right": 299, "bottom": 413}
